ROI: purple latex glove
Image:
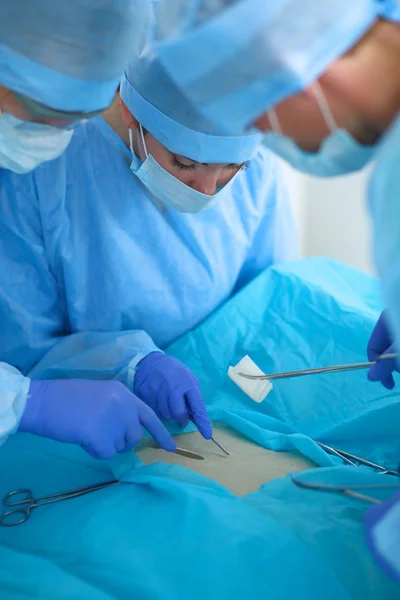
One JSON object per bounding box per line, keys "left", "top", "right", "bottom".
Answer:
{"left": 19, "top": 379, "right": 176, "bottom": 459}
{"left": 134, "top": 352, "right": 212, "bottom": 439}
{"left": 367, "top": 311, "right": 399, "bottom": 390}
{"left": 364, "top": 489, "right": 400, "bottom": 581}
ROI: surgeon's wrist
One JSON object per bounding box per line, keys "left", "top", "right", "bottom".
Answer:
{"left": 136, "top": 351, "right": 165, "bottom": 373}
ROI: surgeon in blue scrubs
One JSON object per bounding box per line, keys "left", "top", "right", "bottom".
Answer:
{"left": 0, "top": 0, "right": 177, "bottom": 458}
{"left": 0, "top": 44, "right": 297, "bottom": 456}
{"left": 150, "top": 0, "right": 400, "bottom": 580}
{"left": 152, "top": 0, "right": 400, "bottom": 384}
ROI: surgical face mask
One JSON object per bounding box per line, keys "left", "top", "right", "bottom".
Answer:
{"left": 262, "top": 82, "right": 376, "bottom": 177}
{"left": 0, "top": 112, "right": 73, "bottom": 174}
{"left": 129, "top": 125, "right": 239, "bottom": 213}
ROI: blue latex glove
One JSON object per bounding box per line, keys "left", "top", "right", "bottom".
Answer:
{"left": 364, "top": 489, "right": 400, "bottom": 581}
{"left": 134, "top": 352, "right": 212, "bottom": 439}
{"left": 367, "top": 310, "right": 400, "bottom": 390}
{"left": 18, "top": 379, "right": 176, "bottom": 459}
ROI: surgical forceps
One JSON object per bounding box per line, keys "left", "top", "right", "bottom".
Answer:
{"left": 0, "top": 480, "right": 122, "bottom": 527}
{"left": 291, "top": 474, "right": 400, "bottom": 504}
{"left": 317, "top": 442, "right": 400, "bottom": 477}
{"left": 238, "top": 353, "right": 398, "bottom": 381}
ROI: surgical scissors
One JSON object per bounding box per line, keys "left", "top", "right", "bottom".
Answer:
{"left": 0, "top": 480, "right": 122, "bottom": 527}
{"left": 238, "top": 353, "right": 398, "bottom": 381}
{"left": 291, "top": 474, "right": 400, "bottom": 504}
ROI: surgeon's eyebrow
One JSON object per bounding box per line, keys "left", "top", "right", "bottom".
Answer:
{"left": 174, "top": 154, "right": 197, "bottom": 164}
{"left": 174, "top": 154, "right": 246, "bottom": 169}
{"left": 177, "top": 155, "right": 245, "bottom": 166}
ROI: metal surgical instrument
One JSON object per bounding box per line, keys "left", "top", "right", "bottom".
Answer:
{"left": 0, "top": 480, "right": 122, "bottom": 527}
{"left": 291, "top": 474, "right": 400, "bottom": 505}
{"left": 185, "top": 402, "right": 230, "bottom": 456}
{"left": 174, "top": 447, "right": 205, "bottom": 460}
{"left": 189, "top": 417, "right": 230, "bottom": 456}
{"left": 317, "top": 442, "right": 358, "bottom": 467}
{"left": 317, "top": 443, "right": 400, "bottom": 477}
{"left": 209, "top": 436, "right": 230, "bottom": 456}
{"left": 238, "top": 353, "right": 398, "bottom": 381}
{"left": 137, "top": 440, "right": 205, "bottom": 460}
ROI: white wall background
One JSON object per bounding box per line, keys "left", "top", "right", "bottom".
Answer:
{"left": 281, "top": 161, "right": 375, "bottom": 275}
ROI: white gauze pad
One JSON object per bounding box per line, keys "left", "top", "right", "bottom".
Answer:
{"left": 228, "top": 355, "right": 272, "bottom": 403}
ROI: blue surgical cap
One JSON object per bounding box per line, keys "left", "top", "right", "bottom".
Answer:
{"left": 152, "top": 0, "right": 400, "bottom": 135}
{"left": 0, "top": 0, "right": 150, "bottom": 112}
{"left": 120, "top": 42, "right": 263, "bottom": 163}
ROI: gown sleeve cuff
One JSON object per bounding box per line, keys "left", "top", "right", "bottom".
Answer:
{"left": 0, "top": 362, "right": 30, "bottom": 444}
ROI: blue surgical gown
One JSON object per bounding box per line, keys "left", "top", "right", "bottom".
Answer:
{"left": 369, "top": 113, "right": 400, "bottom": 347}
{"left": 0, "top": 116, "right": 297, "bottom": 443}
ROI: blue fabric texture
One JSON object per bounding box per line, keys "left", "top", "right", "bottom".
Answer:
{"left": 0, "top": 116, "right": 297, "bottom": 383}
{"left": 0, "top": 441, "right": 397, "bottom": 597}
{"left": 369, "top": 114, "right": 400, "bottom": 370}
{"left": 0, "top": 260, "right": 398, "bottom": 596}
{"left": 0, "top": 434, "right": 349, "bottom": 599}
{"left": 0, "top": 0, "right": 150, "bottom": 112}
{"left": 244, "top": 467, "right": 400, "bottom": 599}
{"left": 153, "top": 0, "right": 397, "bottom": 135}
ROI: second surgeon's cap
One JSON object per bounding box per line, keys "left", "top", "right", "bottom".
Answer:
{"left": 0, "top": 0, "right": 151, "bottom": 113}
{"left": 151, "top": 0, "right": 400, "bottom": 135}
{"left": 120, "top": 38, "right": 263, "bottom": 164}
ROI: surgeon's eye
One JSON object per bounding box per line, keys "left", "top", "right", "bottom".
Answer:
{"left": 171, "top": 156, "right": 196, "bottom": 171}
{"left": 226, "top": 162, "right": 248, "bottom": 171}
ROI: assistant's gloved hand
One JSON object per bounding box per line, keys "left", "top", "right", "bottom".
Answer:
{"left": 364, "top": 488, "right": 400, "bottom": 581}
{"left": 18, "top": 379, "right": 176, "bottom": 459}
{"left": 367, "top": 310, "right": 399, "bottom": 390}
{"left": 134, "top": 352, "right": 212, "bottom": 439}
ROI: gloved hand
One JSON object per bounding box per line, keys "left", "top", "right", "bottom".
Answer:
{"left": 364, "top": 488, "right": 400, "bottom": 581}
{"left": 134, "top": 352, "right": 212, "bottom": 439}
{"left": 367, "top": 310, "right": 399, "bottom": 390}
{"left": 18, "top": 379, "right": 176, "bottom": 459}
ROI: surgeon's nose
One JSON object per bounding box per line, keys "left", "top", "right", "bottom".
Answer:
{"left": 190, "top": 172, "right": 218, "bottom": 195}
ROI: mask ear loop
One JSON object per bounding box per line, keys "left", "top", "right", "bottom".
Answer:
{"left": 128, "top": 128, "right": 134, "bottom": 153}
{"left": 129, "top": 124, "right": 149, "bottom": 159}
{"left": 268, "top": 81, "right": 338, "bottom": 136}
{"left": 268, "top": 108, "right": 282, "bottom": 134}
{"left": 312, "top": 80, "right": 338, "bottom": 133}
{"left": 139, "top": 124, "right": 149, "bottom": 158}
